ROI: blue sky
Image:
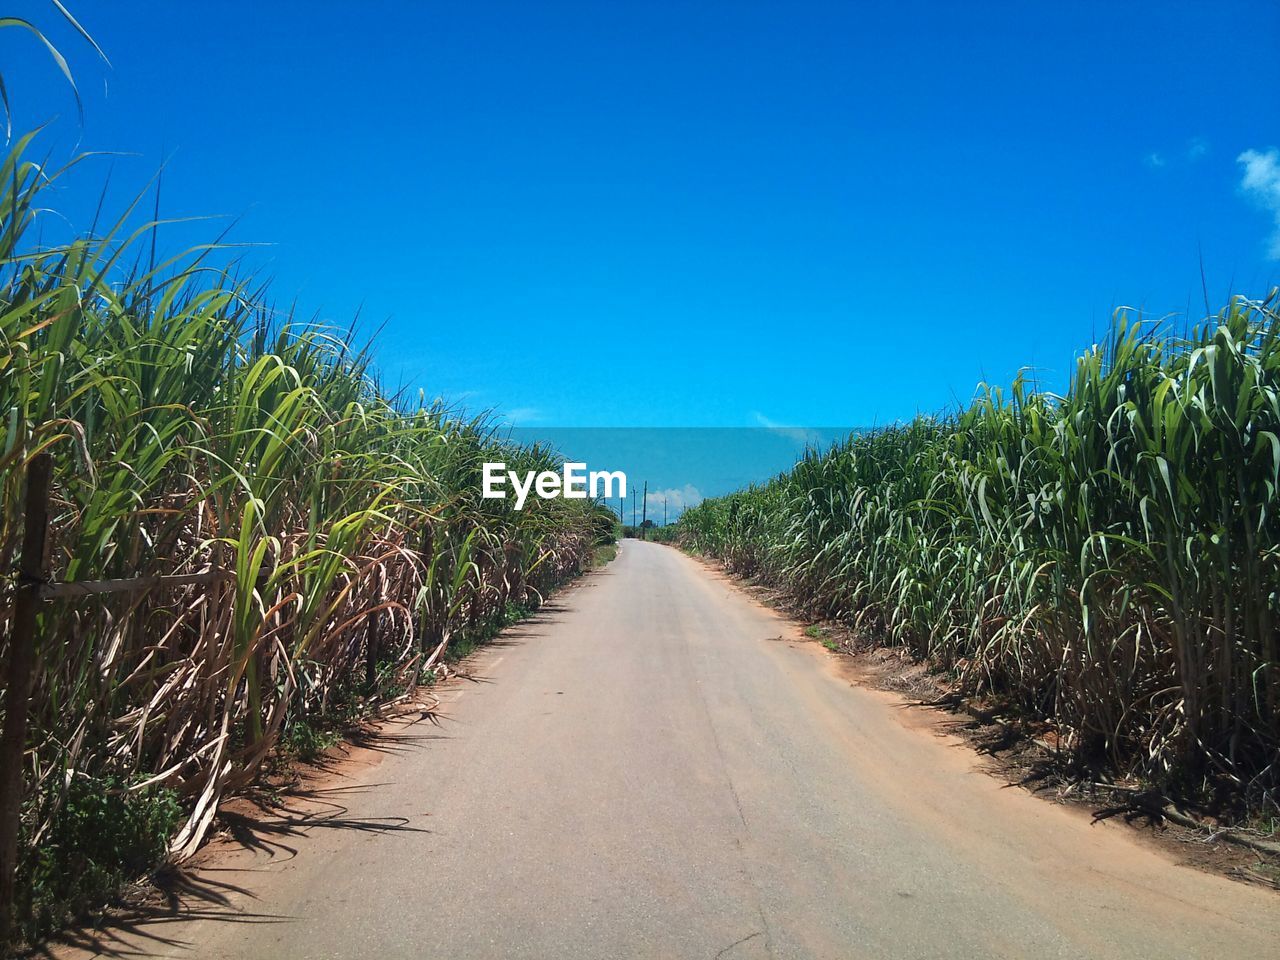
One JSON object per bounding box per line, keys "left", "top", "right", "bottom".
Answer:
{"left": 4, "top": 0, "right": 1279, "bottom": 428}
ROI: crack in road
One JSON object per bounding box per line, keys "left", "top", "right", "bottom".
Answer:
{"left": 714, "top": 929, "right": 764, "bottom": 959}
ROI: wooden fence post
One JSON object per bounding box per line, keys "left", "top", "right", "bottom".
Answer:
{"left": 0, "top": 452, "right": 52, "bottom": 948}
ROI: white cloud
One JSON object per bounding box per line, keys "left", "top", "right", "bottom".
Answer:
{"left": 503, "top": 406, "right": 543, "bottom": 425}
{"left": 1145, "top": 137, "right": 1208, "bottom": 170}
{"left": 752, "top": 412, "right": 822, "bottom": 446}
{"left": 1237, "top": 147, "right": 1280, "bottom": 259}
{"left": 642, "top": 484, "right": 704, "bottom": 517}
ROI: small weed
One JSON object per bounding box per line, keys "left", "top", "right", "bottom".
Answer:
{"left": 281, "top": 717, "right": 345, "bottom": 762}
{"left": 17, "top": 775, "right": 182, "bottom": 943}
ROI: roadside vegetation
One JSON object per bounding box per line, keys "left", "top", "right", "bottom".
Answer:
{"left": 677, "top": 296, "right": 1280, "bottom": 820}
{"left": 0, "top": 131, "right": 614, "bottom": 944}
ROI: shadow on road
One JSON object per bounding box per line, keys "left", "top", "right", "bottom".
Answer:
{"left": 29, "top": 866, "right": 293, "bottom": 960}
{"left": 216, "top": 783, "right": 429, "bottom": 864}
{"left": 446, "top": 601, "right": 573, "bottom": 684}
{"left": 29, "top": 722, "right": 437, "bottom": 960}
{"left": 31, "top": 601, "right": 577, "bottom": 958}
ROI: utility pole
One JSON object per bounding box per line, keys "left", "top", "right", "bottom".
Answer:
{"left": 641, "top": 481, "right": 647, "bottom": 539}
{"left": 631, "top": 488, "right": 636, "bottom": 530}
{"left": 664, "top": 499, "right": 667, "bottom": 528}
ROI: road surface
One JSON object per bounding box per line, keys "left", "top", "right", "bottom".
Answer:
{"left": 53, "top": 541, "right": 1277, "bottom": 959}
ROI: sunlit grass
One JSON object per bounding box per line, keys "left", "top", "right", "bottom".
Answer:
{"left": 679, "top": 295, "right": 1280, "bottom": 812}
{"left": 0, "top": 131, "right": 610, "bottom": 939}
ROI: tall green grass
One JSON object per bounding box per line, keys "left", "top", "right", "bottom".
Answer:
{"left": 0, "top": 133, "right": 607, "bottom": 938}
{"left": 679, "top": 297, "right": 1280, "bottom": 810}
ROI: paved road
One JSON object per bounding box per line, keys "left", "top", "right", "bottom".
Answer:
{"left": 55, "top": 542, "right": 1277, "bottom": 959}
